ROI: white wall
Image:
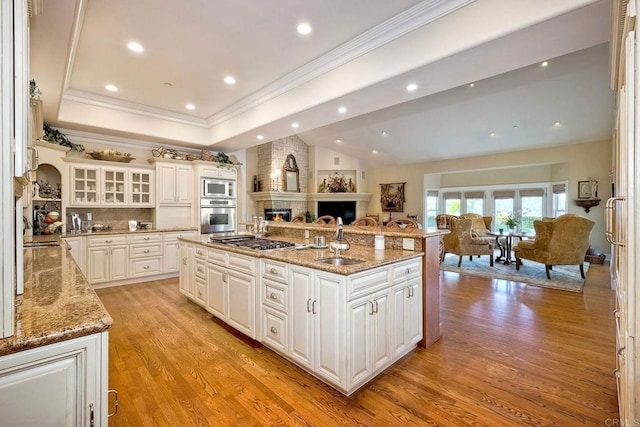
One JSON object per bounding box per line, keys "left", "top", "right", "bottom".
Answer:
{"left": 367, "top": 139, "right": 612, "bottom": 253}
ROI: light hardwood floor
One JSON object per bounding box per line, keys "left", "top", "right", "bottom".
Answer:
{"left": 97, "top": 264, "right": 618, "bottom": 426}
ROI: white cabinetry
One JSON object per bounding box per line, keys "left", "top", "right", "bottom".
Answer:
{"left": 205, "top": 247, "right": 256, "bottom": 338}
{"left": 64, "top": 236, "right": 86, "bottom": 275}
{"left": 347, "top": 289, "right": 392, "bottom": 390}
{"left": 391, "top": 259, "right": 423, "bottom": 357}
{"left": 128, "top": 169, "right": 154, "bottom": 206}
{"left": 67, "top": 161, "right": 155, "bottom": 208}
{"left": 129, "top": 233, "right": 162, "bottom": 278}
{"left": 157, "top": 162, "right": 193, "bottom": 205}
{"left": 179, "top": 242, "right": 194, "bottom": 298}
{"left": 0, "top": 332, "right": 109, "bottom": 426}
{"left": 163, "top": 231, "right": 197, "bottom": 273}
{"left": 87, "top": 235, "right": 128, "bottom": 284}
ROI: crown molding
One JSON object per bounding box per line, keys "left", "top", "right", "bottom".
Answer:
{"left": 62, "top": 90, "right": 209, "bottom": 127}
{"left": 58, "top": 127, "right": 202, "bottom": 154}
{"left": 207, "top": 0, "right": 476, "bottom": 126}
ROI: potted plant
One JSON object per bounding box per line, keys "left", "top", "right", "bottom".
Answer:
{"left": 501, "top": 212, "right": 519, "bottom": 231}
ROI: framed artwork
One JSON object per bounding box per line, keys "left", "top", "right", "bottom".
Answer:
{"left": 380, "top": 182, "right": 405, "bottom": 212}
{"left": 578, "top": 180, "right": 596, "bottom": 199}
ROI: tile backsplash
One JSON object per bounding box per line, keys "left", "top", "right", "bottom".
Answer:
{"left": 68, "top": 208, "right": 152, "bottom": 231}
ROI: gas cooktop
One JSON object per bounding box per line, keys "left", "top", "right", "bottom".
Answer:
{"left": 209, "top": 235, "right": 295, "bottom": 251}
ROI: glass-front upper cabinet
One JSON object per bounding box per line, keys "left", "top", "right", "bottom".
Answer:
{"left": 129, "top": 170, "right": 154, "bottom": 206}
{"left": 71, "top": 165, "right": 100, "bottom": 205}
{"left": 102, "top": 169, "right": 127, "bottom": 205}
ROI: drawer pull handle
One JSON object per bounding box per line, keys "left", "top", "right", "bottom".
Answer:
{"left": 144, "top": 236, "right": 150, "bottom": 240}
{"left": 198, "top": 267, "right": 203, "bottom": 273}
{"left": 307, "top": 298, "right": 312, "bottom": 313}
{"left": 144, "top": 249, "right": 150, "bottom": 254}
{"left": 108, "top": 389, "right": 119, "bottom": 417}
{"left": 269, "top": 292, "right": 277, "bottom": 300}
{"left": 613, "top": 309, "right": 620, "bottom": 317}
{"left": 270, "top": 326, "right": 277, "bottom": 334}
{"left": 106, "top": 239, "right": 112, "bottom": 243}
{"left": 182, "top": 258, "right": 187, "bottom": 265}
{"left": 613, "top": 368, "right": 621, "bottom": 378}
{"left": 270, "top": 267, "right": 278, "bottom": 275}
{"left": 406, "top": 268, "right": 412, "bottom": 275}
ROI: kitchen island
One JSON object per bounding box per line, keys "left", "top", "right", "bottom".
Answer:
{"left": 0, "top": 237, "right": 113, "bottom": 425}
{"left": 178, "top": 223, "right": 445, "bottom": 395}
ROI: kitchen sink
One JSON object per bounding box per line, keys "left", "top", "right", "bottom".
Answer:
{"left": 316, "top": 257, "right": 365, "bottom": 266}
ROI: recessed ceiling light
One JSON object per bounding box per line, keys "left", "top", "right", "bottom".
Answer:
{"left": 257, "top": 134, "right": 264, "bottom": 140}
{"left": 105, "top": 84, "right": 118, "bottom": 92}
{"left": 541, "top": 61, "right": 549, "bottom": 67}
{"left": 490, "top": 132, "right": 496, "bottom": 137}
{"left": 372, "top": 149, "right": 378, "bottom": 154}
{"left": 513, "top": 125, "right": 519, "bottom": 129}
{"left": 337, "top": 106, "right": 347, "bottom": 114}
{"left": 335, "top": 138, "right": 342, "bottom": 143}
{"left": 469, "top": 83, "right": 475, "bottom": 87}
{"left": 224, "top": 76, "right": 236, "bottom": 85}
{"left": 381, "top": 131, "right": 387, "bottom": 136}
{"left": 297, "top": 22, "right": 312, "bottom": 35}
{"left": 406, "top": 83, "right": 418, "bottom": 92}
{"left": 291, "top": 122, "right": 299, "bottom": 129}
{"left": 163, "top": 82, "right": 173, "bottom": 87}
{"left": 185, "top": 104, "right": 195, "bottom": 110}
{"left": 554, "top": 121, "right": 561, "bottom": 126}
{"left": 127, "top": 42, "right": 144, "bottom": 53}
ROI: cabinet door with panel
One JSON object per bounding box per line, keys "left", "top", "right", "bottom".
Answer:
{"left": 289, "top": 265, "right": 314, "bottom": 370}
{"left": 64, "top": 236, "right": 86, "bottom": 275}
{"left": 101, "top": 168, "right": 127, "bottom": 205}
{"left": 70, "top": 165, "right": 100, "bottom": 206}
{"left": 178, "top": 243, "right": 193, "bottom": 297}
{"left": 0, "top": 332, "right": 109, "bottom": 426}
{"left": 227, "top": 269, "right": 255, "bottom": 338}
{"left": 157, "top": 163, "right": 193, "bottom": 205}
{"left": 313, "top": 272, "right": 344, "bottom": 386}
{"left": 206, "top": 263, "right": 227, "bottom": 320}
{"left": 163, "top": 231, "right": 197, "bottom": 273}
{"left": 129, "top": 169, "right": 154, "bottom": 206}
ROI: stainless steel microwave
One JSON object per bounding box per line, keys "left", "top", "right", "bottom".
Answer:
{"left": 202, "top": 178, "right": 235, "bottom": 199}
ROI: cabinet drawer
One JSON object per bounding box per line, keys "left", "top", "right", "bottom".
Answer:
{"left": 262, "top": 260, "right": 287, "bottom": 282}
{"left": 229, "top": 253, "right": 255, "bottom": 275}
{"left": 392, "top": 259, "right": 421, "bottom": 282}
{"left": 130, "top": 257, "right": 162, "bottom": 277}
{"left": 195, "top": 260, "right": 206, "bottom": 279}
{"left": 348, "top": 267, "right": 389, "bottom": 300}
{"left": 129, "top": 233, "right": 162, "bottom": 244}
{"left": 194, "top": 246, "right": 207, "bottom": 259}
{"left": 87, "top": 235, "right": 128, "bottom": 247}
{"left": 263, "top": 279, "right": 288, "bottom": 312}
{"left": 207, "top": 248, "right": 227, "bottom": 266}
{"left": 130, "top": 243, "right": 162, "bottom": 258}
{"left": 262, "top": 308, "right": 288, "bottom": 354}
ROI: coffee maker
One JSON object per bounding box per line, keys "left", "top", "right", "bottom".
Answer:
{"left": 69, "top": 212, "right": 82, "bottom": 233}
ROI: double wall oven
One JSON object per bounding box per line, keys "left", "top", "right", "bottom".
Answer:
{"left": 200, "top": 177, "right": 236, "bottom": 234}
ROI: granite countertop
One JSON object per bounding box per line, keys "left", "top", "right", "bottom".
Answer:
{"left": 265, "top": 221, "right": 448, "bottom": 238}
{"left": 23, "top": 227, "right": 198, "bottom": 242}
{"left": 180, "top": 234, "right": 424, "bottom": 275}
{"left": 0, "top": 240, "right": 113, "bottom": 357}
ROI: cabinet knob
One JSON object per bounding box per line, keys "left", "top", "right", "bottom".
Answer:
{"left": 144, "top": 249, "right": 150, "bottom": 254}
{"left": 406, "top": 268, "right": 412, "bottom": 275}
{"left": 106, "top": 239, "right": 112, "bottom": 243}
{"left": 270, "top": 326, "right": 278, "bottom": 334}
{"left": 182, "top": 258, "right": 187, "bottom": 265}
{"left": 618, "top": 346, "right": 626, "bottom": 356}
{"left": 269, "top": 292, "right": 277, "bottom": 300}
{"left": 613, "top": 309, "right": 620, "bottom": 317}
{"left": 270, "top": 267, "right": 278, "bottom": 275}
{"left": 144, "top": 236, "right": 150, "bottom": 240}
{"left": 198, "top": 267, "right": 203, "bottom": 273}
{"left": 144, "top": 265, "right": 149, "bottom": 270}
{"left": 613, "top": 368, "right": 621, "bottom": 378}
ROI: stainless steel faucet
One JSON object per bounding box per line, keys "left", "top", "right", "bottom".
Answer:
{"left": 330, "top": 217, "right": 350, "bottom": 257}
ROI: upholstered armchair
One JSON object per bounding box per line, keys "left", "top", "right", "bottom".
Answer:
{"left": 442, "top": 218, "right": 494, "bottom": 267}
{"left": 513, "top": 214, "right": 594, "bottom": 279}
{"left": 460, "top": 213, "right": 494, "bottom": 246}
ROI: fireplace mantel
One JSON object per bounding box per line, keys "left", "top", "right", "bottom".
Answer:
{"left": 250, "top": 192, "right": 372, "bottom": 203}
